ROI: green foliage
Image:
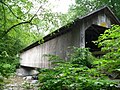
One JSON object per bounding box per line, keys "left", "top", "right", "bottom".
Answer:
{"left": 0, "top": 75, "right": 4, "bottom": 89}
{"left": 0, "top": 0, "right": 65, "bottom": 47}
{"left": 70, "top": 47, "right": 93, "bottom": 68}
{"left": 97, "top": 25, "right": 120, "bottom": 59}
{"left": 95, "top": 0, "right": 120, "bottom": 19}
{"left": 65, "top": 0, "right": 120, "bottom": 26}
{"left": 0, "top": 35, "right": 21, "bottom": 77}
{"left": 38, "top": 48, "right": 118, "bottom": 90}
{"left": 64, "top": 0, "right": 97, "bottom": 23}
{"left": 44, "top": 54, "right": 64, "bottom": 66}
{"left": 95, "top": 25, "right": 120, "bottom": 73}
{"left": 22, "top": 81, "right": 34, "bottom": 89}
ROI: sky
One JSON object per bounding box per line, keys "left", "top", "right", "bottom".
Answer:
{"left": 29, "top": 0, "right": 75, "bottom": 14}
{"left": 49, "top": 0, "right": 75, "bottom": 13}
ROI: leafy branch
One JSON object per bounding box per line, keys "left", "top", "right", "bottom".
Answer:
{"left": 0, "top": 1, "right": 23, "bottom": 20}
{"left": 1, "top": 6, "right": 41, "bottom": 38}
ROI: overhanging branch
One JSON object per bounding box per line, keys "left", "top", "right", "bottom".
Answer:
{"left": 1, "top": 6, "right": 41, "bottom": 38}
{"left": 0, "top": 1, "right": 23, "bottom": 20}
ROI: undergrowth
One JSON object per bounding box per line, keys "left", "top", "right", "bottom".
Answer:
{"left": 38, "top": 47, "right": 119, "bottom": 90}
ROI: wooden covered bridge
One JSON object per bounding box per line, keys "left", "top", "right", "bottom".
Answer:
{"left": 20, "top": 7, "right": 120, "bottom": 69}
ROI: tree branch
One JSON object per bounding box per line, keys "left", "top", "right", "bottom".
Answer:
{"left": 0, "top": 1, "right": 24, "bottom": 20}
{"left": 2, "top": 3, "right": 6, "bottom": 29}
{"left": 3, "top": 21, "right": 31, "bottom": 36}
{"left": 2, "top": 6, "right": 41, "bottom": 38}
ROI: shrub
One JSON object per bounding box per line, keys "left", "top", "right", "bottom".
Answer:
{"left": 96, "top": 25, "right": 120, "bottom": 73}
{"left": 38, "top": 47, "right": 118, "bottom": 90}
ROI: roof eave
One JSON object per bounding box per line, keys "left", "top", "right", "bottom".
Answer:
{"left": 20, "top": 6, "right": 120, "bottom": 53}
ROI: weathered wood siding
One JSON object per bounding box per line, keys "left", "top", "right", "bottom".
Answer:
{"left": 20, "top": 8, "right": 119, "bottom": 68}
{"left": 20, "top": 24, "right": 80, "bottom": 68}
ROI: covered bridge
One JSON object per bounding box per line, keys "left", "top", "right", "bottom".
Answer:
{"left": 20, "top": 7, "right": 120, "bottom": 69}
